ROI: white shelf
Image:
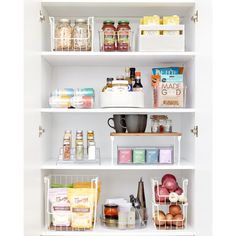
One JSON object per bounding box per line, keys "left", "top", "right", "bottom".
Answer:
{"left": 40, "top": 108, "right": 195, "bottom": 114}
{"left": 41, "top": 1, "right": 195, "bottom": 18}
{"left": 41, "top": 159, "right": 194, "bottom": 170}
{"left": 41, "top": 51, "right": 195, "bottom": 66}
{"left": 41, "top": 224, "right": 195, "bottom": 236}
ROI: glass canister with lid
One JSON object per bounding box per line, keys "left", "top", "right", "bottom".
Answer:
{"left": 117, "top": 20, "right": 131, "bottom": 51}
{"left": 102, "top": 20, "right": 116, "bottom": 51}
{"left": 55, "top": 19, "right": 73, "bottom": 51}
{"left": 73, "top": 18, "right": 91, "bottom": 51}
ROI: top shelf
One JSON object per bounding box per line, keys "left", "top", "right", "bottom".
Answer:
{"left": 41, "top": 0, "right": 196, "bottom": 17}
{"left": 42, "top": 51, "right": 195, "bottom": 66}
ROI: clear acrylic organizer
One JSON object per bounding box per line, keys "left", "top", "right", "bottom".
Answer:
{"left": 57, "top": 147, "right": 101, "bottom": 165}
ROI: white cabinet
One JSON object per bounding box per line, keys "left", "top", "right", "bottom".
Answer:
{"left": 24, "top": 1, "right": 212, "bottom": 236}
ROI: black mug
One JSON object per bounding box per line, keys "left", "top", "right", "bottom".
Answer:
{"left": 120, "top": 115, "right": 147, "bottom": 133}
{"left": 107, "top": 115, "right": 126, "bottom": 133}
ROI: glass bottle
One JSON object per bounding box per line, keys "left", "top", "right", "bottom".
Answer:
{"left": 102, "top": 78, "right": 113, "bottom": 92}
{"left": 73, "top": 19, "right": 91, "bottom": 51}
{"left": 125, "top": 67, "right": 132, "bottom": 92}
{"left": 75, "top": 130, "right": 84, "bottom": 160}
{"left": 63, "top": 130, "right": 72, "bottom": 160}
{"left": 129, "top": 67, "right": 136, "bottom": 83}
{"left": 102, "top": 20, "right": 116, "bottom": 51}
{"left": 55, "top": 19, "right": 73, "bottom": 51}
{"left": 133, "top": 72, "right": 143, "bottom": 92}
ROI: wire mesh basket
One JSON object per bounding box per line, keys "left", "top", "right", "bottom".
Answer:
{"left": 49, "top": 17, "right": 94, "bottom": 51}
{"left": 44, "top": 175, "right": 100, "bottom": 231}
{"left": 151, "top": 177, "right": 188, "bottom": 230}
{"left": 152, "top": 202, "right": 188, "bottom": 230}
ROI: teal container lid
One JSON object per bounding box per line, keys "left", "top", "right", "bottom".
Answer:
{"left": 118, "top": 20, "right": 130, "bottom": 24}
{"left": 103, "top": 20, "right": 115, "bottom": 24}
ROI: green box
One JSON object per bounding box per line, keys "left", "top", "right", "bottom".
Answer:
{"left": 133, "top": 149, "right": 145, "bottom": 164}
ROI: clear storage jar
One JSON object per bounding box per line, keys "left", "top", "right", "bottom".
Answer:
{"left": 73, "top": 19, "right": 91, "bottom": 51}
{"left": 55, "top": 19, "right": 73, "bottom": 51}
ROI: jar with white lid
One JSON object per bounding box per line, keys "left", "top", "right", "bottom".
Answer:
{"left": 112, "top": 80, "right": 128, "bottom": 92}
{"left": 55, "top": 19, "right": 73, "bottom": 51}
{"left": 73, "top": 19, "right": 91, "bottom": 51}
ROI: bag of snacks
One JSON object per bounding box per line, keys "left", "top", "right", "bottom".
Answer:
{"left": 68, "top": 188, "right": 97, "bottom": 230}
{"left": 48, "top": 188, "right": 71, "bottom": 227}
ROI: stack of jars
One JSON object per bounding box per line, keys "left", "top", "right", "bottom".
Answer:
{"left": 150, "top": 115, "right": 172, "bottom": 133}
{"left": 54, "top": 18, "right": 92, "bottom": 51}
{"left": 100, "top": 20, "right": 133, "bottom": 52}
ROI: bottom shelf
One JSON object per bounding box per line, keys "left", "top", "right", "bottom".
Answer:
{"left": 41, "top": 223, "right": 195, "bottom": 236}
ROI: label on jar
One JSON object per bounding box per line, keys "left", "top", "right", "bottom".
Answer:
{"left": 118, "top": 30, "right": 129, "bottom": 44}
{"left": 104, "top": 30, "right": 116, "bottom": 45}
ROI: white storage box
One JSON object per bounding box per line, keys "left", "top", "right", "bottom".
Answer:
{"left": 138, "top": 25, "right": 185, "bottom": 52}
{"left": 100, "top": 92, "right": 144, "bottom": 108}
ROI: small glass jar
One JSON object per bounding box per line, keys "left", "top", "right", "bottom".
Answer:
{"left": 55, "top": 19, "right": 73, "bottom": 51}
{"left": 104, "top": 204, "right": 119, "bottom": 219}
{"left": 159, "top": 119, "right": 166, "bottom": 133}
{"left": 164, "top": 119, "right": 172, "bottom": 133}
{"left": 151, "top": 117, "right": 159, "bottom": 133}
{"left": 73, "top": 19, "right": 91, "bottom": 51}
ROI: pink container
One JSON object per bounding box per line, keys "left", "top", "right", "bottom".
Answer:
{"left": 118, "top": 149, "right": 132, "bottom": 164}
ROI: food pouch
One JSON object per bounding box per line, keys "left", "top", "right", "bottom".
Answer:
{"left": 68, "top": 188, "right": 96, "bottom": 230}
{"left": 48, "top": 188, "right": 71, "bottom": 227}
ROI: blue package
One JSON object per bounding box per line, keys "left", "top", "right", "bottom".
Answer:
{"left": 152, "top": 67, "right": 180, "bottom": 76}
{"left": 146, "top": 148, "right": 158, "bottom": 164}
{"left": 160, "top": 74, "right": 183, "bottom": 83}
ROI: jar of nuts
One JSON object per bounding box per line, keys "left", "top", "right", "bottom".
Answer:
{"left": 55, "top": 19, "right": 73, "bottom": 51}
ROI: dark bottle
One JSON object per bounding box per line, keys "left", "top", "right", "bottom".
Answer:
{"left": 133, "top": 72, "right": 143, "bottom": 92}
{"left": 129, "top": 67, "right": 136, "bottom": 82}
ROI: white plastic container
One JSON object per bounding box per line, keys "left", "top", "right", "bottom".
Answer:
{"left": 138, "top": 25, "right": 185, "bottom": 52}
{"left": 100, "top": 92, "right": 144, "bottom": 108}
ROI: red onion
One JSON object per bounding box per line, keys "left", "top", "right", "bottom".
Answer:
{"left": 155, "top": 185, "right": 169, "bottom": 202}
{"left": 161, "top": 174, "right": 176, "bottom": 184}
{"left": 162, "top": 178, "right": 178, "bottom": 192}
{"left": 175, "top": 186, "right": 183, "bottom": 195}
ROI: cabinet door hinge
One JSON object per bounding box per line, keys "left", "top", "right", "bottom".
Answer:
{"left": 39, "top": 10, "right": 46, "bottom": 23}
{"left": 191, "top": 125, "right": 198, "bottom": 137}
{"left": 39, "top": 125, "right": 45, "bottom": 137}
{"left": 191, "top": 10, "right": 198, "bottom": 23}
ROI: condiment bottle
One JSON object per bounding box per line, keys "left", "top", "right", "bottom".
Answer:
{"left": 63, "top": 130, "right": 72, "bottom": 160}
{"left": 102, "top": 78, "right": 113, "bottom": 92}
{"left": 133, "top": 72, "right": 143, "bottom": 91}
{"left": 102, "top": 20, "right": 116, "bottom": 51}
{"left": 129, "top": 67, "right": 136, "bottom": 83}
{"left": 117, "top": 20, "right": 131, "bottom": 51}
{"left": 125, "top": 67, "right": 132, "bottom": 92}
{"left": 87, "top": 130, "right": 95, "bottom": 154}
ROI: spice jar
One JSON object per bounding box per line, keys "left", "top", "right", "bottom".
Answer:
{"left": 102, "top": 20, "right": 116, "bottom": 51}
{"left": 164, "top": 119, "right": 172, "bottom": 133}
{"left": 117, "top": 20, "right": 131, "bottom": 51}
{"left": 73, "top": 19, "right": 91, "bottom": 51}
{"left": 104, "top": 204, "right": 119, "bottom": 219}
{"left": 55, "top": 19, "right": 73, "bottom": 51}
{"left": 150, "top": 115, "right": 168, "bottom": 133}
